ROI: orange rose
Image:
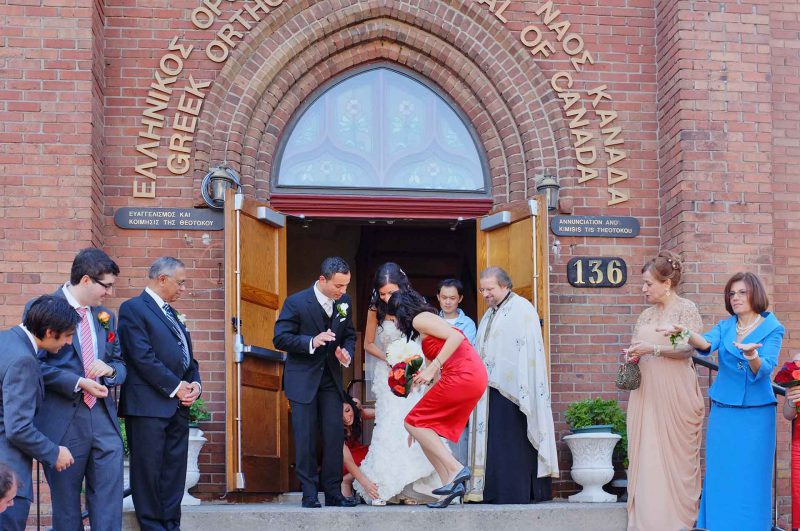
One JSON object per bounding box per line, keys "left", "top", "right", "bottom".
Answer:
{"left": 792, "top": 369, "right": 800, "bottom": 381}
{"left": 97, "top": 311, "right": 111, "bottom": 330}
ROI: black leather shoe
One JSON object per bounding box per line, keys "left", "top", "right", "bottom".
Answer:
{"left": 325, "top": 494, "right": 358, "bottom": 507}
{"left": 432, "top": 466, "right": 471, "bottom": 495}
{"left": 301, "top": 496, "right": 321, "bottom": 508}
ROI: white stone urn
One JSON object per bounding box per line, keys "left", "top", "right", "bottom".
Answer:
{"left": 182, "top": 426, "right": 208, "bottom": 506}
{"left": 564, "top": 431, "right": 621, "bottom": 503}
{"left": 123, "top": 457, "right": 134, "bottom": 512}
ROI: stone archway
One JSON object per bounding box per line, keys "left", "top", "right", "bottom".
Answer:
{"left": 192, "top": 0, "right": 576, "bottom": 207}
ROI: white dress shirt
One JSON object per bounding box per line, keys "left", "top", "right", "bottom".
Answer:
{"left": 19, "top": 324, "right": 39, "bottom": 354}
{"left": 309, "top": 282, "right": 334, "bottom": 354}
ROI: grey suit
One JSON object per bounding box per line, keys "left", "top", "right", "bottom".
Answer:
{"left": 28, "top": 289, "right": 127, "bottom": 531}
{"left": 0, "top": 326, "right": 60, "bottom": 531}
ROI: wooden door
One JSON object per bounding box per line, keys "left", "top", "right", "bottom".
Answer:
{"left": 476, "top": 196, "right": 551, "bottom": 366}
{"left": 224, "top": 190, "right": 289, "bottom": 492}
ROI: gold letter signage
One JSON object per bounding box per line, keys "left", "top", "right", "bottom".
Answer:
{"left": 475, "top": 0, "right": 631, "bottom": 206}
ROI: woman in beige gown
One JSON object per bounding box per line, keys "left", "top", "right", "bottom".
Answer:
{"left": 624, "top": 251, "right": 704, "bottom": 531}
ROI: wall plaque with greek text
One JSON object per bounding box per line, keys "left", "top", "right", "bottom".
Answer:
{"left": 114, "top": 208, "right": 224, "bottom": 230}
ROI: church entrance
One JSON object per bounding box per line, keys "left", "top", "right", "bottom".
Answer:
{"left": 285, "top": 217, "right": 478, "bottom": 400}
{"left": 222, "top": 193, "right": 549, "bottom": 496}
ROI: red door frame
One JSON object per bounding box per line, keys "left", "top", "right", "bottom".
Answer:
{"left": 269, "top": 193, "right": 494, "bottom": 219}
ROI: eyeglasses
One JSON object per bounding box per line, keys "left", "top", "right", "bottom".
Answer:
{"left": 161, "top": 275, "right": 186, "bottom": 287}
{"left": 92, "top": 278, "right": 114, "bottom": 291}
{"left": 728, "top": 289, "right": 748, "bottom": 299}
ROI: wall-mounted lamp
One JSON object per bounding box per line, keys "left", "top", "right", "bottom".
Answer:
{"left": 535, "top": 174, "right": 560, "bottom": 212}
{"left": 201, "top": 165, "right": 242, "bottom": 209}
{"left": 450, "top": 216, "right": 464, "bottom": 231}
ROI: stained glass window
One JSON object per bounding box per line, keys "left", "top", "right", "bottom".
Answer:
{"left": 275, "top": 67, "right": 487, "bottom": 193}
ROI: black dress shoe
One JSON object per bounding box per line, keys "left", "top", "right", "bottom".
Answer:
{"left": 301, "top": 496, "right": 321, "bottom": 508}
{"left": 324, "top": 495, "right": 358, "bottom": 507}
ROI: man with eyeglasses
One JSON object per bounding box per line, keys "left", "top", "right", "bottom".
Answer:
{"left": 118, "top": 257, "right": 201, "bottom": 530}
{"left": 25, "top": 247, "right": 127, "bottom": 530}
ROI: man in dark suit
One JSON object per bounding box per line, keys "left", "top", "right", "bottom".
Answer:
{"left": 30, "top": 248, "right": 127, "bottom": 530}
{"left": 273, "top": 256, "right": 357, "bottom": 508}
{"left": 0, "top": 295, "right": 77, "bottom": 530}
{"left": 118, "top": 257, "right": 201, "bottom": 530}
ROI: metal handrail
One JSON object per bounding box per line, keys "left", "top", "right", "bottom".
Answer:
{"left": 691, "top": 355, "right": 786, "bottom": 531}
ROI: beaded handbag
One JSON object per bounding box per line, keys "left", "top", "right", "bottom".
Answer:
{"left": 615, "top": 357, "right": 641, "bottom": 391}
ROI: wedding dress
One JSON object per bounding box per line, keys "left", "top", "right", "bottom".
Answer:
{"left": 353, "top": 320, "right": 441, "bottom": 504}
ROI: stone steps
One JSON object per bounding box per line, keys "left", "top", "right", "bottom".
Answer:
{"left": 122, "top": 497, "right": 627, "bottom": 530}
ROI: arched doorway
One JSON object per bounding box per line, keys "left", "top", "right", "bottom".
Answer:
{"left": 211, "top": 2, "right": 566, "bottom": 497}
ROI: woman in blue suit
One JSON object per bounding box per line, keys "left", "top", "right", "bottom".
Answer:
{"left": 663, "top": 272, "right": 784, "bottom": 530}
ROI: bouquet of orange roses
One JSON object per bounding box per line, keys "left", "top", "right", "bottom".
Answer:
{"left": 388, "top": 356, "right": 424, "bottom": 398}
{"left": 385, "top": 338, "right": 425, "bottom": 397}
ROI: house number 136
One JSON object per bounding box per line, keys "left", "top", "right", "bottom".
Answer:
{"left": 567, "top": 257, "right": 627, "bottom": 288}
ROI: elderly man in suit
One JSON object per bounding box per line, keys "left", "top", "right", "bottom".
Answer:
{"left": 118, "top": 257, "right": 201, "bottom": 531}
{"left": 30, "top": 248, "right": 127, "bottom": 530}
{"left": 0, "top": 295, "right": 76, "bottom": 530}
{"left": 273, "top": 256, "right": 357, "bottom": 508}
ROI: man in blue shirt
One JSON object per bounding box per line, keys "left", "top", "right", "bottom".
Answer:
{"left": 436, "top": 279, "right": 477, "bottom": 344}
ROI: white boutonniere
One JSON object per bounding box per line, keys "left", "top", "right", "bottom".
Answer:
{"left": 336, "top": 303, "right": 348, "bottom": 318}
{"left": 176, "top": 312, "right": 187, "bottom": 326}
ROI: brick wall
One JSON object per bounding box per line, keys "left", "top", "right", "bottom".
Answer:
{"left": 770, "top": 0, "right": 800, "bottom": 525}
{"left": 1, "top": 0, "right": 798, "bottom": 525}
{"left": 0, "top": 0, "right": 98, "bottom": 322}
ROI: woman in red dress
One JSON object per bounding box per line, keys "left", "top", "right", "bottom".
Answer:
{"left": 386, "top": 289, "right": 488, "bottom": 508}
{"left": 342, "top": 396, "right": 379, "bottom": 501}
{"left": 783, "top": 383, "right": 800, "bottom": 530}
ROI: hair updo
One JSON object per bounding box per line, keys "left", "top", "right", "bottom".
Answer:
{"left": 641, "top": 250, "right": 683, "bottom": 288}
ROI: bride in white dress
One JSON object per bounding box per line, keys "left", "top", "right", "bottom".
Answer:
{"left": 353, "top": 263, "right": 441, "bottom": 505}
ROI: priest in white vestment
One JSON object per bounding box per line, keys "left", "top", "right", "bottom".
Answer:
{"left": 465, "top": 266, "right": 558, "bottom": 503}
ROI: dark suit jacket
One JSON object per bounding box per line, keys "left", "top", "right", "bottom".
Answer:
{"left": 118, "top": 291, "right": 201, "bottom": 419}
{"left": 26, "top": 289, "right": 126, "bottom": 445}
{"left": 273, "top": 287, "right": 355, "bottom": 404}
{"left": 0, "top": 327, "right": 60, "bottom": 501}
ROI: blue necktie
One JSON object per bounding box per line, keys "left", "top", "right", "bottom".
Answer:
{"left": 163, "top": 304, "right": 190, "bottom": 371}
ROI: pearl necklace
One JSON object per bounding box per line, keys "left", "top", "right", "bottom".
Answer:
{"left": 736, "top": 315, "right": 761, "bottom": 336}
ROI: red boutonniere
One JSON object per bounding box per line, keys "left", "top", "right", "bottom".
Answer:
{"left": 107, "top": 331, "right": 116, "bottom": 343}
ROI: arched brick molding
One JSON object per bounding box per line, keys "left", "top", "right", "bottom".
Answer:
{"left": 192, "top": 0, "right": 575, "bottom": 206}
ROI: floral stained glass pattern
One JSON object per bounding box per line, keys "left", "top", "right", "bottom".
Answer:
{"left": 276, "top": 67, "right": 485, "bottom": 192}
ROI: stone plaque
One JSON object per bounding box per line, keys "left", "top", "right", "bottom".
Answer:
{"left": 114, "top": 208, "right": 224, "bottom": 230}
{"left": 551, "top": 215, "right": 639, "bottom": 238}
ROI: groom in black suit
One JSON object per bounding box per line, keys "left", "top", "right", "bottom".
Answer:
{"left": 274, "top": 256, "right": 357, "bottom": 508}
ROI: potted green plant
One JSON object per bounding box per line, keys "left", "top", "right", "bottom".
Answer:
{"left": 563, "top": 397, "right": 626, "bottom": 503}
{"left": 564, "top": 397, "right": 625, "bottom": 435}
{"left": 188, "top": 398, "right": 211, "bottom": 427}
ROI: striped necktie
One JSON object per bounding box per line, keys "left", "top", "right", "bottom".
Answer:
{"left": 162, "top": 303, "right": 190, "bottom": 371}
{"left": 75, "top": 307, "right": 96, "bottom": 408}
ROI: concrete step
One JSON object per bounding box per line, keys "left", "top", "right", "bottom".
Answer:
{"left": 123, "top": 498, "right": 627, "bottom": 530}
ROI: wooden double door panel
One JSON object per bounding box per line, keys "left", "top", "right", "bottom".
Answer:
{"left": 224, "top": 192, "right": 289, "bottom": 493}
{"left": 224, "top": 195, "right": 549, "bottom": 493}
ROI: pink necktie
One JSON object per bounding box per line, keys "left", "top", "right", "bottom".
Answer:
{"left": 76, "top": 307, "right": 96, "bottom": 408}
